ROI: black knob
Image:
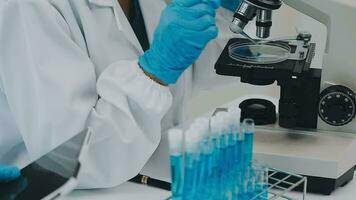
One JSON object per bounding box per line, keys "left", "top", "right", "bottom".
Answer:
{"left": 319, "top": 85, "right": 356, "bottom": 126}
{"left": 239, "top": 99, "right": 277, "bottom": 125}
{"left": 297, "top": 32, "right": 312, "bottom": 42}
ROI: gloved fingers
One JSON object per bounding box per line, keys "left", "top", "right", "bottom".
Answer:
{"left": 198, "top": 25, "right": 219, "bottom": 41}
{"left": 172, "top": 0, "right": 201, "bottom": 7}
{"left": 182, "top": 26, "right": 219, "bottom": 49}
{"left": 174, "top": 14, "right": 216, "bottom": 31}
{"left": 186, "top": 3, "right": 217, "bottom": 17}
{"left": 171, "top": 2, "right": 216, "bottom": 19}
{"left": 0, "top": 165, "right": 21, "bottom": 182}
{"left": 173, "top": 47, "right": 201, "bottom": 69}
{"left": 173, "top": 0, "right": 221, "bottom": 8}
{"left": 202, "top": 0, "right": 221, "bottom": 9}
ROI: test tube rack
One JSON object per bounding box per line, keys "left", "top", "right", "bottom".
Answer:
{"left": 251, "top": 167, "right": 307, "bottom": 200}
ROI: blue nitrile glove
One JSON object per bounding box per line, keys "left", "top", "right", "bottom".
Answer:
{"left": 221, "top": 0, "right": 241, "bottom": 11}
{"left": 0, "top": 165, "right": 21, "bottom": 182}
{"left": 139, "top": 0, "right": 221, "bottom": 84}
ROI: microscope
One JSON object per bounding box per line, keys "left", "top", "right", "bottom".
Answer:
{"left": 215, "top": 0, "right": 356, "bottom": 195}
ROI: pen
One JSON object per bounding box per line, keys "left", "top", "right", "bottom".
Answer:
{"left": 129, "top": 174, "right": 171, "bottom": 191}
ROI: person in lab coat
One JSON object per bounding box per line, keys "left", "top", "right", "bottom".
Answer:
{"left": 0, "top": 0, "right": 242, "bottom": 187}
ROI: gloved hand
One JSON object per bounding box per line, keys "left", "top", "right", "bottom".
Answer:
{"left": 221, "top": 0, "right": 241, "bottom": 11}
{"left": 139, "top": 0, "right": 221, "bottom": 84}
{"left": 0, "top": 165, "right": 20, "bottom": 182}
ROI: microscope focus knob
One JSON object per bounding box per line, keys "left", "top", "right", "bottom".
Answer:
{"left": 319, "top": 85, "right": 356, "bottom": 126}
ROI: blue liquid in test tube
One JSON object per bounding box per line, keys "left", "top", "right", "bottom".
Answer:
{"left": 183, "top": 129, "right": 200, "bottom": 200}
{"left": 254, "top": 165, "right": 269, "bottom": 200}
{"left": 170, "top": 155, "right": 183, "bottom": 199}
{"left": 168, "top": 129, "right": 184, "bottom": 199}
{"left": 198, "top": 139, "right": 213, "bottom": 199}
{"left": 209, "top": 115, "right": 225, "bottom": 200}
{"left": 183, "top": 153, "right": 197, "bottom": 199}
{"left": 242, "top": 118, "right": 255, "bottom": 166}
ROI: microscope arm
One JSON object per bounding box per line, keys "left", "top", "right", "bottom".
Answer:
{"left": 282, "top": 0, "right": 356, "bottom": 92}
{"left": 282, "top": 0, "right": 331, "bottom": 51}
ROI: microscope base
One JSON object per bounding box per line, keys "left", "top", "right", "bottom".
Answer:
{"left": 142, "top": 96, "right": 356, "bottom": 196}
{"left": 270, "top": 165, "right": 354, "bottom": 195}
{"left": 254, "top": 128, "right": 356, "bottom": 195}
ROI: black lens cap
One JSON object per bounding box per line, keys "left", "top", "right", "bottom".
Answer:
{"left": 239, "top": 99, "right": 277, "bottom": 125}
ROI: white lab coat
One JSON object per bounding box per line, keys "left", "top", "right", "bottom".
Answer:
{"left": 0, "top": 0, "right": 249, "bottom": 188}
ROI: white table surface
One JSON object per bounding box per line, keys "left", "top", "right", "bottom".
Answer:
{"left": 64, "top": 172, "right": 355, "bottom": 200}
{"left": 65, "top": 95, "right": 356, "bottom": 200}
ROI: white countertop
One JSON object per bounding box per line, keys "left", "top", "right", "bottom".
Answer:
{"left": 64, "top": 172, "right": 355, "bottom": 200}
{"left": 64, "top": 181, "right": 171, "bottom": 200}
{"left": 64, "top": 95, "right": 356, "bottom": 200}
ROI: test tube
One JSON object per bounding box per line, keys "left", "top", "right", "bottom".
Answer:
{"left": 218, "top": 112, "right": 237, "bottom": 200}
{"left": 210, "top": 115, "right": 225, "bottom": 199}
{"left": 193, "top": 118, "right": 213, "bottom": 199}
{"left": 247, "top": 168, "right": 257, "bottom": 200}
{"left": 216, "top": 113, "right": 229, "bottom": 176}
{"left": 226, "top": 111, "right": 240, "bottom": 197}
{"left": 253, "top": 164, "right": 269, "bottom": 200}
{"left": 242, "top": 118, "right": 255, "bottom": 166}
{"left": 233, "top": 120, "right": 248, "bottom": 199}
{"left": 227, "top": 108, "right": 241, "bottom": 167}
{"left": 183, "top": 129, "right": 200, "bottom": 199}
{"left": 168, "top": 129, "right": 184, "bottom": 199}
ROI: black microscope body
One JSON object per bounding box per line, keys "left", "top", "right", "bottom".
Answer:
{"left": 215, "top": 36, "right": 321, "bottom": 130}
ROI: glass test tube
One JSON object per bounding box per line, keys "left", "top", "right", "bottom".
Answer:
{"left": 256, "top": 166, "right": 269, "bottom": 200}
{"left": 168, "top": 129, "right": 184, "bottom": 199}
{"left": 183, "top": 129, "right": 200, "bottom": 200}
{"left": 209, "top": 115, "right": 224, "bottom": 200}
{"left": 242, "top": 118, "right": 255, "bottom": 166}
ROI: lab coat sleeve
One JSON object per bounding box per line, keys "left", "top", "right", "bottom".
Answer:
{"left": 192, "top": 8, "right": 254, "bottom": 93}
{"left": 0, "top": 0, "right": 172, "bottom": 188}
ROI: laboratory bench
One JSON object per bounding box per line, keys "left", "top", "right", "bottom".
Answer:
{"left": 64, "top": 96, "right": 356, "bottom": 200}
{"left": 65, "top": 172, "right": 355, "bottom": 200}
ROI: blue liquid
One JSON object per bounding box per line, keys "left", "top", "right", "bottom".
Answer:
{"left": 227, "top": 133, "right": 235, "bottom": 170}
{"left": 204, "top": 141, "right": 216, "bottom": 199}
{"left": 170, "top": 155, "right": 183, "bottom": 199}
{"left": 183, "top": 153, "right": 198, "bottom": 199}
{"left": 247, "top": 175, "right": 256, "bottom": 200}
{"left": 235, "top": 140, "right": 244, "bottom": 170}
{"left": 197, "top": 139, "right": 211, "bottom": 193}
{"left": 217, "top": 143, "right": 227, "bottom": 199}
{"left": 194, "top": 158, "right": 202, "bottom": 199}
{"left": 209, "top": 136, "right": 223, "bottom": 199}
{"left": 227, "top": 144, "right": 235, "bottom": 178}
{"left": 225, "top": 133, "right": 236, "bottom": 195}
{"left": 183, "top": 168, "right": 196, "bottom": 199}
{"left": 256, "top": 183, "right": 269, "bottom": 200}
{"left": 244, "top": 132, "right": 254, "bottom": 166}
{"left": 218, "top": 135, "right": 228, "bottom": 181}
{"left": 197, "top": 153, "right": 207, "bottom": 197}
